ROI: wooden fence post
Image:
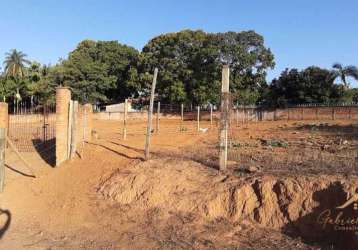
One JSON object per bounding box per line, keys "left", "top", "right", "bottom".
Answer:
{"left": 67, "top": 100, "right": 73, "bottom": 159}
{"left": 197, "top": 106, "right": 200, "bottom": 131}
{"left": 70, "top": 101, "right": 78, "bottom": 159}
{"left": 349, "top": 107, "right": 352, "bottom": 120}
{"left": 210, "top": 104, "right": 213, "bottom": 127}
{"left": 123, "top": 99, "right": 128, "bottom": 140}
{"left": 82, "top": 106, "right": 87, "bottom": 157}
{"left": 332, "top": 107, "right": 335, "bottom": 120}
{"left": 219, "top": 65, "right": 230, "bottom": 171}
{"left": 236, "top": 108, "right": 239, "bottom": 126}
{"left": 156, "top": 102, "right": 160, "bottom": 133}
{"left": 287, "top": 108, "right": 290, "bottom": 121}
{"left": 180, "top": 103, "right": 184, "bottom": 131}
{"left": 301, "top": 107, "right": 304, "bottom": 120}
{"left": 144, "top": 68, "right": 158, "bottom": 160}
{"left": 0, "top": 128, "right": 5, "bottom": 192}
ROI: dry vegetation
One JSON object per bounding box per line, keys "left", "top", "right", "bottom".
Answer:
{"left": 0, "top": 118, "right": 357, "bottom": 249}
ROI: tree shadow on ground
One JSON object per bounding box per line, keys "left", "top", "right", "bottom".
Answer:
{"left": 32, "top": 138, "right": 56, "bottom": 167}
{"left": 87, "top": 142, "right": 144, "bottom": 160}
{"left": 283, "top": 182, "right": 358, "bottom": 250}
{"left": 5, "top": 164, "right": 35, "bottom": 178}
{"left": 290, "top": 123, "right": 358, "bottom": 140}
{"left": 0, "top": 209, "right": 11, "bottom": 240}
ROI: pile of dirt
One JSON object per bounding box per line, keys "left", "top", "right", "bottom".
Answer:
{"left": 98, "top": 158, "right": 358, "bottom": 249}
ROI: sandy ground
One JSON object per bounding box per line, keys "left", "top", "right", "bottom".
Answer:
{"left": 0, "top": 118, "right": 357, "bottom": 249}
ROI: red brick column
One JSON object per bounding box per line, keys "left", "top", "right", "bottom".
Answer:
{"left": 0, "top": 103, "right": 8, "bottom": 131}
{"left": 56, "top": 87, "right": 71, "bottom": 166}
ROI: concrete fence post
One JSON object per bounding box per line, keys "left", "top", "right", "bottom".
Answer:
{"left": 56, "top": 87, "right": 71, "bottom": 166}
{"left": 144, "top": 68, "right": 158, "bottom": 160}
{"left": 219, "top": 65, "right": 230, "bottom": 171}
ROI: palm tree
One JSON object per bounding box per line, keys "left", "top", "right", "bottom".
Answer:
{"left": 332, "top": 63, "right": 358, "bottom": 89}
{"left": 3, "top": 49, "right": 30, "bottom": 112}
{"left": 3, "top": 49, "right": 30, "bottom": 78}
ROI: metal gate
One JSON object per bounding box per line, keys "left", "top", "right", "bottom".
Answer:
{"left": 8, "top": 103, "right": 56, "bottom": 163}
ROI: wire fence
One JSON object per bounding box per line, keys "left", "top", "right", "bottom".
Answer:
{"left": 8, "top": 104, "right": 56, "bottom": 165}
{"left": 90, "top": 100, "right": 358, "bottom": 174}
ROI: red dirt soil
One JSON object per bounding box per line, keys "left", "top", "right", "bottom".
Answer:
{"left": 0, "top": 119, "right": 357, "bottom": 249}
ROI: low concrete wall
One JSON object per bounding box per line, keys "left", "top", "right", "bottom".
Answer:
{"left": 93, "top": 110, "right": 220, "bottom": 121}
{"left": 93, "top": 106, "right": 358, "bottom": 123}
{"left": 236, "top": 106, "right": 358, "bottom": 121}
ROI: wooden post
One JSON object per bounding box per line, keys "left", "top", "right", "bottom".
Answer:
{"left": 156, "top": 102, "right": 160, "bottom": 133}
{"left": 236, "top": 108, "right": 239, "bottom": 126}
{"left": 67, "top": 100, "right": 73, "bottom": 159}
{"left": 82, "top": 106, "right": 87, "bottom": 155}
{"left": 197, "top": 106, "right": 200, "bottom": 131}
{"left": 0, "top": 128, "right": 5, "bottom": 192}
{"left": 144, "top": 68, "right": 158, "bottom": 160}
{"left": 210, "top": 104, "right": 213, "bottom": 127}
{"left": 287, "top": 108, "right": 290, "bottom": 121}
{"left": 6, "top": 136, "right": 35, "bottom": 176}
{"left": 181, "top": 103, "right": 184, "bottom": 130}
{"left": 70, "top": 101, "right": 78, "bottom": 159}
{"left": 349, "top": 107, "right": 352, "bottom": 120}
{"left": 332, "top": 107, "right": 335, "bottom": 120}
{"left": 301, "top": 107, "right": 304, "bottom": 120}
{"left": 219, "top": 65, "right": 230, "bottom": 171}
{"left": 123, "top": 99, "right": 128, "bottom": 140}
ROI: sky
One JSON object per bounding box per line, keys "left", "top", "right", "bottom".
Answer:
{"left": 1, "top": 0, "right": 357, "bottom": 87}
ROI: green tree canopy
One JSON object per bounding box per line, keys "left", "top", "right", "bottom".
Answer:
{"left": 3, "top": 49, "right": 31, "bottom": 78}
{"left": 332, "top": 63, "right": 358, "bottom": 89}
{"left": 52, "top": 40, "right": 140, "bottom": 103}
{"left": 140, "top": 30, "right": 275, "bottom": 105}
{"left": 265, "top": 67, "right": 344, "bottom": 107}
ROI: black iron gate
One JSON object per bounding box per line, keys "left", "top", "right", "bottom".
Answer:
{"left": 8, "top": 103, "right": 56, "bottom": 163}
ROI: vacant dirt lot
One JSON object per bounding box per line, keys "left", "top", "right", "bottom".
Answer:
{"left": 0, "top": 118, "right": 357, "bottom": 249}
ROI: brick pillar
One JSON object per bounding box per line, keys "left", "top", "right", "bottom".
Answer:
{"left": 56, "top": 87, "right": 71, "bottom": 166}
{"left": 84, "top": 104, "right": 93, "bottom": 142}
{"left": 0, "top": 103, "right": 8, "bottom": 130}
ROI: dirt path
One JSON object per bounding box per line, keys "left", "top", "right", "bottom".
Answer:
{"left": 0, "top": 119, "right": 213, "bottom": 249}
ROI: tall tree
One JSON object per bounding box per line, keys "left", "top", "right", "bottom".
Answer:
{"left": 52, "top": 40, "right": 140, "bottom": 104}
{"left": 3, "top": 49, "right": 31, "bottom": 104}
{"left": 265, "top": 67, "right": 344, "bottom": 107}
{"left": 332, "top": 63, "right": 358, "bottom": 89}
{"left": 3, "top": 49, "right": 31, "bottom": 78}
{"left": 140, "top": 30, "right": 275, "bottom": 105}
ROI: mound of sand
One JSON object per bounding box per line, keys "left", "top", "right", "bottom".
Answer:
{"left": 98, "top": 158, "right": 358, "bottom": 248}
{"left": 98, "top": 158, "right": 355, "bottom": 225}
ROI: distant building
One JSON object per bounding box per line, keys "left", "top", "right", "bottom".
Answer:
{"left": 105, "top": 100, "right": 133, "bottom": 112}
